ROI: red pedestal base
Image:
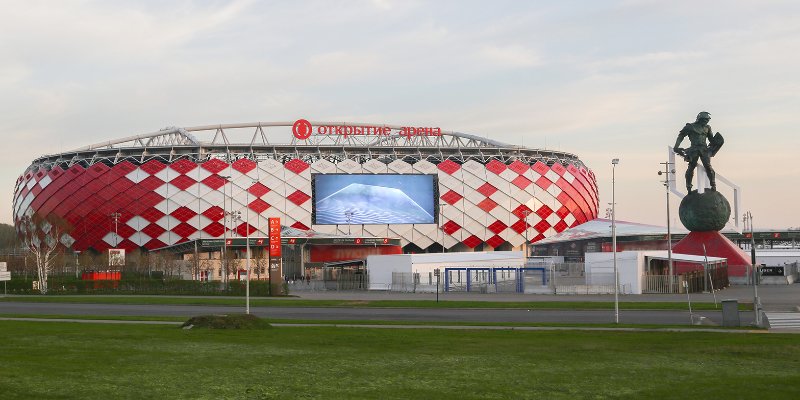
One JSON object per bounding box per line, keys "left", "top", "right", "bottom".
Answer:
{"left": 672, "top": 231, "right": 751, "bottom": 277}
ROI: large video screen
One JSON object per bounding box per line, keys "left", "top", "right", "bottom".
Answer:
{"left": 313, "top": 174, "right": 436, "bottom": 225}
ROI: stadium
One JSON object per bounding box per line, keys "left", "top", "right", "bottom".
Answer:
{"left": 13, "top": 120, "right": 599, "bottom": 279}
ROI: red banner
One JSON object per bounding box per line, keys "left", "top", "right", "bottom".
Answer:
{"left": 268, "top": 218, "right": 281, "bottom": 257}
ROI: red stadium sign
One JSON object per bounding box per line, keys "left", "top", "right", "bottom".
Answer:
{"left": 293, "top": 119, "right": 441, "bottom": 140}
{"left": 268, "top": 218, "right": 281, "bottom": 257}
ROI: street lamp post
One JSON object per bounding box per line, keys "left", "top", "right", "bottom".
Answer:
{"left": 658, "top": 161, "right": 675, "bottom": 290}
{"left": 612, "top": 158, "right": 620, "bottom": 324}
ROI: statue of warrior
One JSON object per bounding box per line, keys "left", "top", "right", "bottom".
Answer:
{"left": 673, "top": 111, "right": 724, "bottom": 192}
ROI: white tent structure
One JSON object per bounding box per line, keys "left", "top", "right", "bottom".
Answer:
{"left": 366, "top": 251, "right": 524, "bottom": 292}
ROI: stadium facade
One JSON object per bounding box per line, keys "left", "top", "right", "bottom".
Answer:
{"left": 13, "top": 120, "right": 599, "bottom": 258}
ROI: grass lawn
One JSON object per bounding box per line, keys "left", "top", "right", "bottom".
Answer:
{"left": 0, "top": 320, "right": 797, "bottom": 399}
{"left": 0, "top": 295, "right": 749, "bottom": 311}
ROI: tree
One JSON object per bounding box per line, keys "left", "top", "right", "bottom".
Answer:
{"left": 18, "top": 213, "right": 70, "bottom": 294}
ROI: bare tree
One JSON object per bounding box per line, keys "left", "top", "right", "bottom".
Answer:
{"left": 18, "top": 213, "right": 70, "bottom": 294}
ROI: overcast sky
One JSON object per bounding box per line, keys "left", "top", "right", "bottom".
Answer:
{"left": 2, "top": 0, "right": 799, "bottom": 230}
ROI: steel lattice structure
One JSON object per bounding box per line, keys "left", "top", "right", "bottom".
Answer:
{"left": 14, "top": 121, "right": 599, "bottom": 253}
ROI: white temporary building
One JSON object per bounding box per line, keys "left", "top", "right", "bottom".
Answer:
{"left": 584, "top": 250, "right": 727, "bottom": 294}
{"left": 366, "top": 251, "right": 524, "bottom": 291}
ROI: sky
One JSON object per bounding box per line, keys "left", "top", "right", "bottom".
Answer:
{"left": 2, "top": 0, "right": 799, "bottom": 230}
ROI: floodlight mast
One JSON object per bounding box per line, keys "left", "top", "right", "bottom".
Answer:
{"left": 611, "top": 158, "right": 620, "bottom": 324}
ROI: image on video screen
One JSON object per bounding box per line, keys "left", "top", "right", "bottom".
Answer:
{"left": 314, "top": 174, "right": 436, "bottom": 225}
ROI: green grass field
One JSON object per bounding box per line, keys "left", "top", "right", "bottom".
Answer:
{"left": 0, "top": 320, "right": 797, "bottom": 399}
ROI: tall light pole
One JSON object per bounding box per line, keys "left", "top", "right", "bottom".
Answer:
{"left": 522, "top": 209, "right": 531, "bottom": 258}
{"left": 658, "top": 161, "right": 675, "bottom": 288}
{"left": 220, "top": 175, "right": 231, "bottom": 284}
{"left": 344, "top": 210, "right": 354, "bottom": 235}
{"left": 439, "top": 203, "right": 448, "bottom": 253}
{"left": 744, "top": 211, "right": 760, "bottom": 325}
{"left": 611, "top": 158, "right": 620, "bottom": 324}
{"left": 109, "top": 212, "right": 121, "bottom": 247}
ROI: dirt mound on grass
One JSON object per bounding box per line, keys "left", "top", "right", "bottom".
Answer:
{"left": 181, "top": 314, "right": 272, "bottom": 329}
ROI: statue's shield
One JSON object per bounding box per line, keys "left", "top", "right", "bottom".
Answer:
{"left": 709, "top": 132, "right": 724, "bottom": 156}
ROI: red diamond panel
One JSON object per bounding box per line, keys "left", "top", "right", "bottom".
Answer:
{"left": 535, "top": 205, "right": 553, "bottom": 219}
{"left": 248, "top": 198, "right": 270, "bottom": 213}
{"left": 511, "top": 204, "right": 532, "bottom": 219}
{"left": 116, "top": 239, "right": 139, "bottom": 252}
{"left": 510, "top": 219, "right": 529, "bottom": 234}
{"left": 202, "top": 158, "right": 229, "bottom": 174}
{"left": 138, "top": 192, "right": 164, "bottom": 208}
{"left": 141, "top": 207, "right": 166, "bottom": 223}
{"left": 488, "top": 220, "right": 507, "bottom": 235}
{"left": 138, "top": 176, "right": 165, "bottom": 191}
{"left": 202, "top": 206, "right": 224, "bottom": 222}
{"left": 551, "top": 163, "right": 567, "bottom": 175}
{"left": 171, "top": 222, "right": 197, "bottom": 238}
{"left": 287, "top": 190, "right": 311, "bottom": 205}
{"left": 115, "top": 224, "right": 136, "bottom": 239}
{"left": 140, "top": 160, "right": 167, "bottom": 175}
{"left": 143, "top": 239, "right": 167, "bottom": 250}
{"left": 248, "top": 182, "right": 270, "bottom": 197}
{"left": 441, "top": 220, "right": 461, "bottom": 235}
{"left": 235, "top": 223, "right": 257, "bottom": 237}
{"left": 170, "top": 159, "right": 197, "bottom": 174}
{"left": 462, "top": 235, "right": 482, "bottom": 249}
{"left": 440, "top": 190, "right": 463, "bottom": 205}
{"left": 232, "top": 158, "right": 257, "bottom": 174}
{"left": 533, "top": 220, "right": 551, "bottom": 234}
{"left": 553, "top": 220, "right": 568, "bottom": 233}
{"left": 170, "top": 175, "right": 196, "bottom": 191}
{"left": 532, "top": 161, "right": 549, "bottom": 175}
{"left": 477, "top": 198, "right": 498, "bottom": 212}
{"left": 511, "top": 175, "right": 532, "bottom": 189}
{"left": 486, "top": 159, "right": 507, "bottom": 175}
{"left": 142, "top": 223, "right": 166, "bottom": 238}
{"left": 437, "top": 159, "right": 460, "bottom": 175}
{"left": 284, "top": 158, "right": 310, "bottom": 174}
{"left": 486, "top": 235, "right": 505, "bottom": 248}
{"left": 112, "top": 161, "right": 137, "bottom": 175}
{"left": 531, "top": 233, "right": 546, "bottom": 243}
{"left": 291, "top": 221, "right": 309, "bottom": 230}
{"left": 556, "top": 206, "right": 570, "bottom": 219}
{"left": 124, "top": 200, "right": 149, "bottom": 216}
{"left": 170, "top": 206, "right": 197, "bottom": 222}
{"left": 508, "top": 160, "right": 529, "bottom": 175}
{"left": 202, "top": 175, "right": 227, "bottom": 190}
{"left": 535, "top": 175, "right": 552, "bottom": 190}
{"left": 477, "top": 182, "right": 498, "bottom": 197}
{"left": 86, "top": 163, "right": 110, "bottom": 178}
{"left": 202, "top": 222, "right": 225, "bottom": 237}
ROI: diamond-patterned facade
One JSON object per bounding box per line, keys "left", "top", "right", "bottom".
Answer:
{"left": 14, "top": 152, "right": 598, "bottom": 252}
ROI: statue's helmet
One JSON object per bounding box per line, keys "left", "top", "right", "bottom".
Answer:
{"left": 697, "top": 111, "right": 711, "bottom": 120}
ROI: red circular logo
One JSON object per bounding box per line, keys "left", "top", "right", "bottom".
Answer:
{"left": 292, "top": 119, "right": 312, "bottom": 140}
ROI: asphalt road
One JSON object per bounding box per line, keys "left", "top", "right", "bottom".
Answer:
{"left": 0, "top": 302, "right": 753, "bottom": 326}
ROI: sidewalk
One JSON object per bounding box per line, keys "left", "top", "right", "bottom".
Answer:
{"left": 291, "top": 284, "right": 800, "bottom": 311}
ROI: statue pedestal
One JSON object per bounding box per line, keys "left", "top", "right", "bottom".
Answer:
{"left": 672, "top": 231, "right": 751, "bottom": 277}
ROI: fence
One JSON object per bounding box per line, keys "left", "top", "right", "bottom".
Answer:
{"left": 642, "top": 265, "right": 729, "bottom": 294}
